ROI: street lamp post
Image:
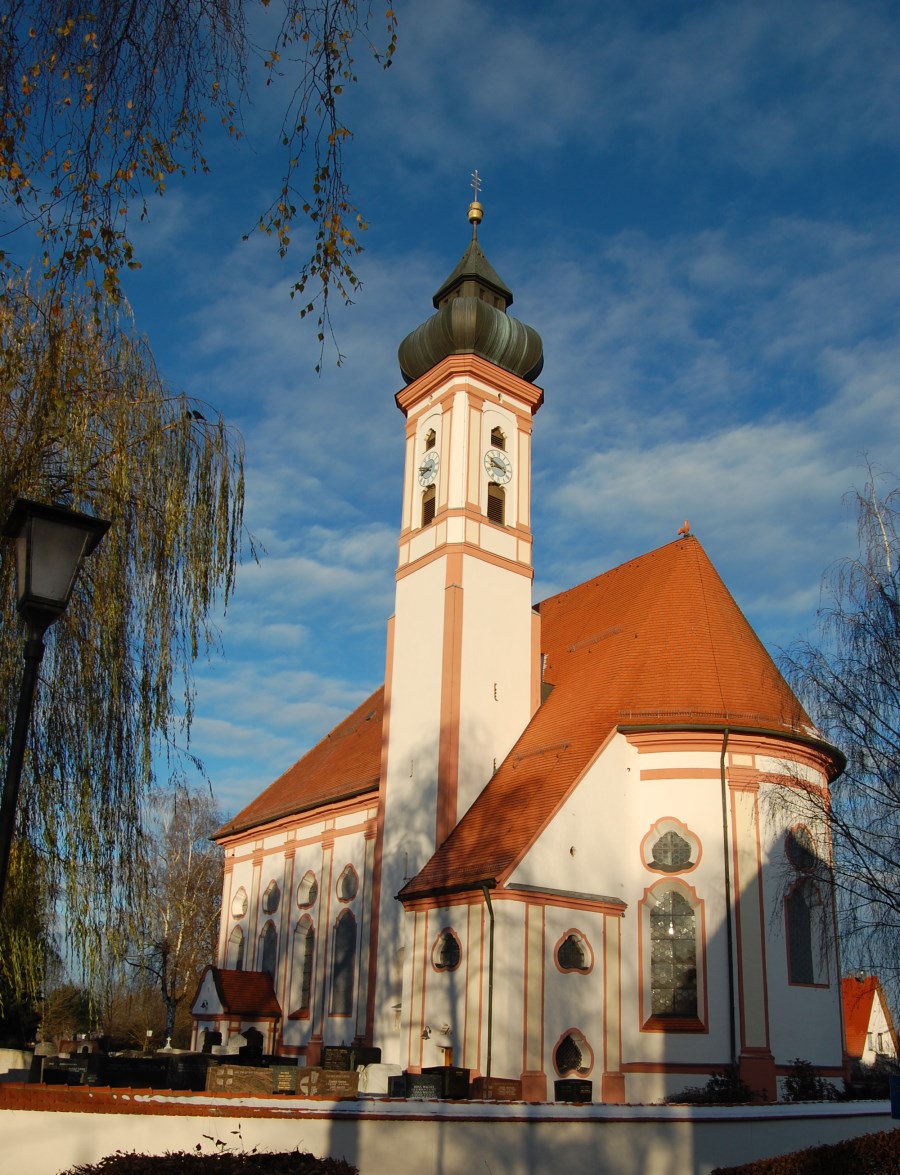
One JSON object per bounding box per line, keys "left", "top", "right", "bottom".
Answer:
{"left": 0, "top": 498, "right": 110, "bottom": 909}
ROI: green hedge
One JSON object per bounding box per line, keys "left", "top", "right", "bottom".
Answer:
{"left": 61, "top": 1152, "right": 358, "bottom": 1174}
{"left": 712, "top": 1127, "right": 900, "bottom": 1174}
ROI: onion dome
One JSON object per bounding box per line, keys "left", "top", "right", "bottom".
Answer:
{"left": 398, "top": 202, "right": 544, "bottom": 385}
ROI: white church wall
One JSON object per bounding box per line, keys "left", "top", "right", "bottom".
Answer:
{"left": 507, "top": 731, "right": 781, "bottom": 1099}
{"left": 457, "top": 553, "right": 535, "bottom": 821}
{"left": 219, "top": 852, "right": 255, "bottom": 969}
{"left": 319, "top": 831, "right": 372, "bottom": 1045}
{"left": 383, "top": 558, "right": 445, "bottom": 880}
{"left": 541, "top": 904, "right": 606, "bottom": 1088}
{"left": 487, "top": 898, "right": 528, "bottom": 1080}
{"left": 757, "top": 775, "right": 845, "bottom": 1074}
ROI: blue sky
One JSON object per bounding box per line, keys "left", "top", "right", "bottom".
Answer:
{"left": 93, "top": 0, "right": 900, "bottom": 816}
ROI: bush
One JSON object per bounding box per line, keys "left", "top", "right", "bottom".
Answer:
{"left": 844, "top": 1056, "right": 899, "bottom": 1100}
{"left": 667, "top": 1065, "right": 761, "bottom": 1105}
{"left": 711, "top": 1127, "right": 900, "bottom": 1173}
{"left": 61, "top": 1152, "right": 358, "bottom": 1174}
{"left": 782, "top": 1058, "right": 839, "bottom": 1103}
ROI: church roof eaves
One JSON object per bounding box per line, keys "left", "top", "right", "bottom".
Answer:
{"left": 399, "top": 535, "right": 844, "bottom": 903}
{"left": 214, "top": 686, "right": 384, "bottom": 842}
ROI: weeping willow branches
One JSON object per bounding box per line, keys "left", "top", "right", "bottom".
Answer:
{"left": 0, "top": 279, "right": 248, "bottom": 1000}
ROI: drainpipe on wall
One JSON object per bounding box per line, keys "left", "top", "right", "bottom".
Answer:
{"left": 720, "top": 728, "right": 738, "bottom": 1067}
{"left": 481, "top": 884, "right": 495, "bottom": 1079}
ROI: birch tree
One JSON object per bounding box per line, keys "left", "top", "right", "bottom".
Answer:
{"left": 131, "top": 786, "right": 224, "bottom": 1043}
{"left": 780, "top": 467, "right": 900, "bottom": 987}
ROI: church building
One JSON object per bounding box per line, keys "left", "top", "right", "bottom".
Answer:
{"left": 191, "top": 201, "right": 846, "bottom": 1103}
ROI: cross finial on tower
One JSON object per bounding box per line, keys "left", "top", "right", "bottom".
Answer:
{"left": 468, "top": 170, "right": 484, "bottom": 237}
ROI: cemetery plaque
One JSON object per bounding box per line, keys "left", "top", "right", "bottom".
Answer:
{"left": 206, "top": 1064, "right": 274, "bottom": 1096}
{"left": 554, "top": 1078, "right": 592, "bottom": 1103}
{"left": 322, "top": 1046, "right": 353, "bottom": 1071}
{"left": 272, "top": 1065, "right": 298, "bottom": 1094}
{"left": 296, "top": 1067, "right": 359, "bottom": 1099}
{"left": 405, "top": 1072, "right": 443, "bottom": 1100}
{"left": 471, "top": 1076, "right": 522, "bottom": 1101}
{"left": 423, "top": 1065, "right": 470, "bottom": 1099}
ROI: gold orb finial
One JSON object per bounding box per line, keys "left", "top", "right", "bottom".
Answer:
{"left": 468, "top": 170, "right": 483, "bottom": 235}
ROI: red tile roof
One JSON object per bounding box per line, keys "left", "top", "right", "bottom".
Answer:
{"left": 215, "top": 687, "right": 384, "bottom": 839}
{"left": 400, "top": 536, "right": 840, "bottom": 900}
{"left": 842, "top": 974, "right": 896, "bottom": 1059}
{"left": 217, "top": 537, "right": 842, "bottom": 900}
{"left": 210, "top": 967, "right": 282, "bottom": 1017}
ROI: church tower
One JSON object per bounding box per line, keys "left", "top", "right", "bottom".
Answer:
{"left": 368, "top": 196, "right": 545, "bottom": 1055}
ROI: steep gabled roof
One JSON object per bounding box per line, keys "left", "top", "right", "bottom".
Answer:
{"left": 198, "top": 967, "right": 282, "bottom": 1017}
{"left": 400, "top": 536, "right": 838, "bottom": 901}
{"left": 842, "top": 974, "right": 896, "bottom": 1059}
{"left": 215, "top": 687, "right": 384, "bottom": 840}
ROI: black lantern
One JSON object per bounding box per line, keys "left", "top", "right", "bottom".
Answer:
{"left": 0, "top": 498, "right": 111, "bottom": 907}
{"left": 4, "top": 498, "right": 110, "bottom": 632}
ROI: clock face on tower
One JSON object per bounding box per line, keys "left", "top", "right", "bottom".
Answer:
{"left": 484, "top": 448, "right": 512, "bottom": 484}
{"left": 418, "top": 450, "right": 440, "bottom": 487}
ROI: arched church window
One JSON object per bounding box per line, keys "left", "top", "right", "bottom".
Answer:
{"left": 258, "top": 921, "right": 278, "bottom": 978}
{"left": 231, "top": 887, "right": 248, "bottom": 918}
{"left": 487, "top": 483, "right": 505, "bottom": 525}
{"left": 227, "top": 925, "right": 245, "bottom": 971}
{"left": 431, "top": 929, "right": 461, "bottom": 972}
{"left": 786, "top": 878, "right": 827, "bottom": 985}
{"left": 262, "top": 880, "right": 281, "bottom": 914}
{"left": 330, "top": 909, "right": 357, "bottom": 1016}
{"left": 422, "top": 485, "right": 436, "bottom": 526}
{"left": 650, "top": 890, "right": 697, "bottom": 1017}
{"left": 336, "top": 864, "right": 359, "bottom": 903}
{"left": 490, "top": 426, "right": 506, "bottom": 451}
{"left": 785, "top": 825, "right": 817, "bottom": 873}
{"left": 641, "top": 880, "right": 705, "bottom": 1030}
{"left": 555, "top": 931, "right": 592, "bottom": 973}
{"left": 554, "top": 1029, "right": 593, "bottom": 1077}
{"left": 297, "top": 871, "right": 318, "bottom": 909}
{"left": 291, "top": 916, "right": 315, "bottom": 1018}
{"left": 425, "top": 429, "right": 436, "bottom": 451}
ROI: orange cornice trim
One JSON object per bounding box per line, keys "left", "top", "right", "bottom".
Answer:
{"left": 639, "top": 768, "right": 722, "bottom": 781}
{"left": 400, "top": 506, "right": 532, "bottom": 540}
{"left": 396, "top": 539, "right": 534, "bottom": 583}
{"left": 216, "top": 794, "right": 376, "bottom": 851}
{"left": 623, "top": 726, "right": 842, "bottom": 780}
{"left": 395, "top": 355, "right": 544, "bottom": 416}
{"left": 401, "top": 887, "right": 626, "bottom": 917}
